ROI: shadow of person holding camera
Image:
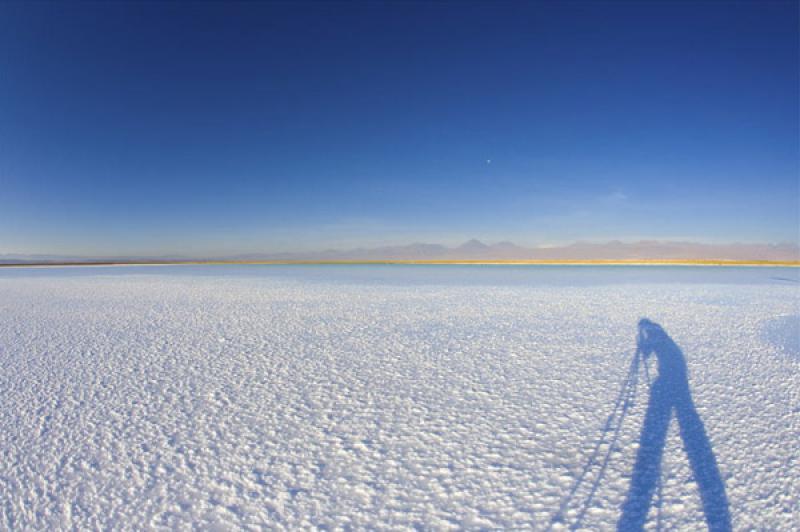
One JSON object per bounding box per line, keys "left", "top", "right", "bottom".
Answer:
{"left": 618, "top": 319, "right": 731, "bottom": 531}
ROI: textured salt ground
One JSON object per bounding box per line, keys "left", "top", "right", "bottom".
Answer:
{"left": 0, "top": 269, "right": 797, "bottom": 530}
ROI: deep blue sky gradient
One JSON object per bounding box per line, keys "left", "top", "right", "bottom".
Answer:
{"left": 1, "top": 1, "right": 797, "bottom": 256}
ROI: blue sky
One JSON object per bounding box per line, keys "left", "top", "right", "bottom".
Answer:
{"left": 1, "top": 1, "right": 797, "bottom": 256}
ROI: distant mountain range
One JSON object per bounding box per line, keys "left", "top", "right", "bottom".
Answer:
{"left": 2, "top": 239, "right": 799, "bottom": 264}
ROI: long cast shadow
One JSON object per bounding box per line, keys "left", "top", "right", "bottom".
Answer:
{"left": 550, "top": 347, "right": 641, "bottom": 529}
{"left": 618, "top": 319, "right": 731, "bottom": 531}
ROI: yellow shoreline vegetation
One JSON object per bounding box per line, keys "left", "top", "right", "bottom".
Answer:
{"left": 1, "top": 259, "right": 798, "bottom": 268}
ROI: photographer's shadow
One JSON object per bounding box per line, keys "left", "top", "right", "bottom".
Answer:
{"left": 619, "top": 319, "right": 731, "bottom": 531}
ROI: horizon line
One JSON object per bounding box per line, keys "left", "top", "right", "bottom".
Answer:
{"left": 3, "top": 237, "right": 799, "bottom": 260}
{"left": 2, "top": 259, "right": 799, "bottom": 268}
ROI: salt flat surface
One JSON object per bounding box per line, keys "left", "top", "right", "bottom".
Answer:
{"left": 0, "top": 266, "right": 797, "bottom": 530}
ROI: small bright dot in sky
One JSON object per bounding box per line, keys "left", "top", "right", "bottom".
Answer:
{"left": 486, "top": 159, "right": 492, "bottom": 164}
